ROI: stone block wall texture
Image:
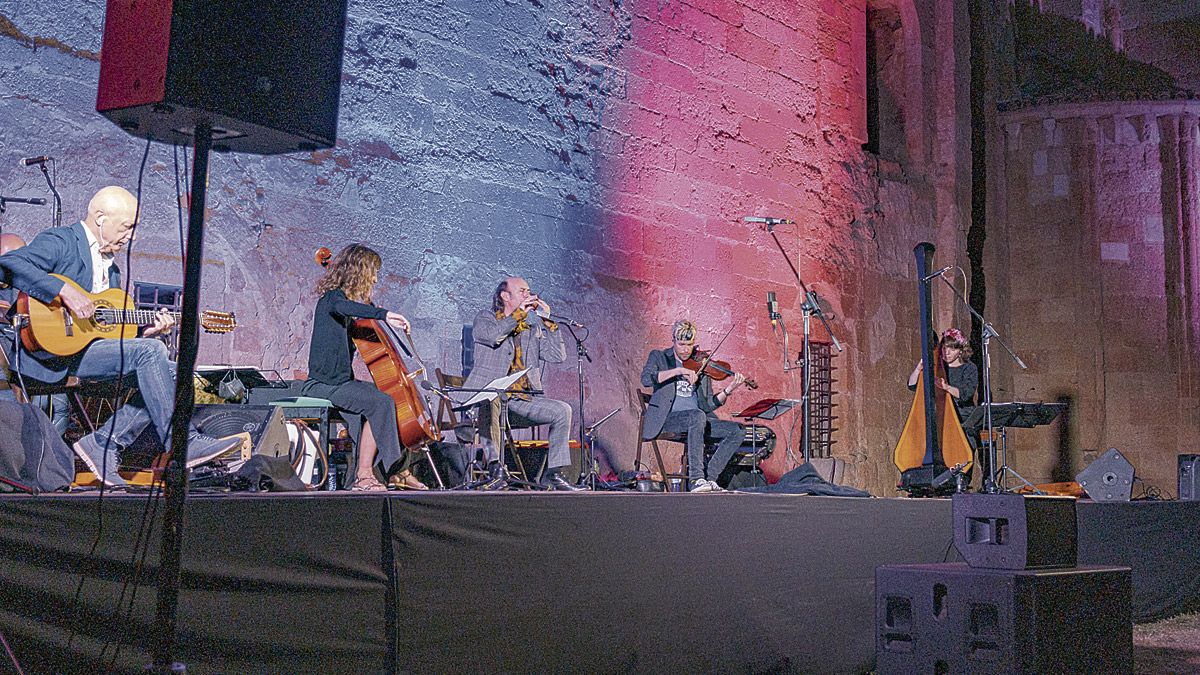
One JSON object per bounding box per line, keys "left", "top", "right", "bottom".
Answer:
{"left": 1036, "top": 0, "right": 1200, "bottom": 91}
{"left": 0, "top": 0, "right": 988, "bottom": 496}
{"left": 997, "top": 101, "right": 1200, "bottom": 492}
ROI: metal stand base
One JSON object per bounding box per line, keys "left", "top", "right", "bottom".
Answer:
{"left": 460, "top": 462, "right": 543, "bottom": 491}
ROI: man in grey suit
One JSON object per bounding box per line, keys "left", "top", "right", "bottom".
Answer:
{"left": 641, "top": 319, "right": 748, "bottom": 492}
{"left": 460, "top": 276, "right": 582, "bottom": 491}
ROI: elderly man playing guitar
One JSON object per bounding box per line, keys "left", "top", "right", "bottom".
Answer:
{"left": 0, "top": 186, "right": 240, "bottom": 488}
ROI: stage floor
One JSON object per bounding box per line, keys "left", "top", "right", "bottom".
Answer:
{"left": 0, "top": 491, "right": 1195, "bottom": 674}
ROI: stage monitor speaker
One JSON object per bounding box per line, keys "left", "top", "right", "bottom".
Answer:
{"left": 953, "top": 493, "right": 1077, "bottom": 570}
{"left": 96, "top": 0, "right": 349, "bottom": 155}
{"left": 876, "top": 563, "right": 1132, "bottom": 675}
{"left": 124, "top": 404, "right": 289, "bottom": 464}
{"left": 1076, "top": 448, "right": 1134, "bottom": 502}
{"left": 1180, "top": 454, "right": 1199, "bottom": 501}
{"left": 191, "top": 405, "right": 290, "bottom": 459}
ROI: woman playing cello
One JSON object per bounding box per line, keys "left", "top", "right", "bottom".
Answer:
{"left": 303, "top": 244, "right": 426, "bottom": 491}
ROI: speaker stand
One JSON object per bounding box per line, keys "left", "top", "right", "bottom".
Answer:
{"left": 151, "top": 121, "right": 213, "bottom": 675}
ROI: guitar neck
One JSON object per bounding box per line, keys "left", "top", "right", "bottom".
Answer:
{"left": 93, "top": 308, "right": 181, "bottom": 326}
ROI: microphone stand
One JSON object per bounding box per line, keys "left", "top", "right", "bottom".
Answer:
{"left": 37, "top": 163, "right": 62, "bottom": 228}
{"left": 442, "top": 384, "right": 547, "bottom": 490}
{"left": 562, "top": 323, "right": 607, "bottom": 489}
{"left": 766, "top": 224, "right": 843, "bottom": 463}
{"left": 929, "top": 273, "right": 1032, "bottom": 493}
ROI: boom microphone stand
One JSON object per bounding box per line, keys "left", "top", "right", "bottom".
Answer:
{"left": 37, "top": 162, "right": 63, "bottom": 228}
{"left": 764, "top": 221, "right": 843, "bottom": 462}
{"left": 556, "top": 317, "right": 618, "bottom": 490}
{"left": 929, "top": 271, "right": 1029, "bottom": 493}
{"left": 562, "top": 322, "right": 592, "bottom": 486}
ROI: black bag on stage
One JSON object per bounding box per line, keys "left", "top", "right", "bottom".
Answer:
{"left": 738, "top": 461, "right": 871, "bottom": 497}
{"left": 0, "top": 401, "right": 75, "bottom": 493}
{"left": 232, "top": 454, "right": 308, "bottom": 492}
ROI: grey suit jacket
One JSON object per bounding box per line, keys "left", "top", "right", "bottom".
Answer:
{"left": 458, "top": 307, "right": 566, "bottom": 402}
{"left": 640, "top": 346, "right": 721, "bottom": 440}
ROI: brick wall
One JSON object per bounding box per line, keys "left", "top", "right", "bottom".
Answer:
{"left": 0, "top": 0, "right": 983, "bottom": 494}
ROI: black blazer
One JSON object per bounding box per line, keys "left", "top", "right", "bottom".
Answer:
{"left": 639, "top": 346, "right": 721, "bottom": 440}
{"left": 0, "top": 222, "right": 122, "bottom": 383}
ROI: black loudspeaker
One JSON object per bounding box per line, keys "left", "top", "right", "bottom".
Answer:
{"left": 191, "top": 405, "right": 290, "bottom": 459}
{"left": 1180, "top": 454, "right": 1200, "bottom": 501}
{"left": 124, "top": 404, "right": 289, "bottom": 464}
{"left": 953, "top": 494, "right": 1077, "bottom": 570}
{"left": 96, "top": 0, "right": 349, "bottom": 155}
{"left": 876, "top": 563, "right": 1132, "bottom": 674}
{"left": 1076, "top": 448, "right": 1134, "bottom": 502}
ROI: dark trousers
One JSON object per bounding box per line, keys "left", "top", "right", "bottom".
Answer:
{"left": 659, "top": 409, "right": 744, "bottom": 482}
{"left": 301, "top": 379, "right": 406, "bottom": 475}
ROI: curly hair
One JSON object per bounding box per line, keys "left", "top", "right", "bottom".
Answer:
{"left": 939, "top": 328, "right": 973, "bottom": 360}
{"left": 315, "top": 243, "right": 382, "bottom": 303}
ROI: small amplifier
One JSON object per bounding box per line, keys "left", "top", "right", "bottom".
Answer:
{"left": 1180, "top": 454, "right": 1199, "bottom": 501}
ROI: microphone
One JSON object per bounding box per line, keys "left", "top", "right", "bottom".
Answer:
{"left": 420, "top": 379, "right": 455, "bottom": 403}
{"left": 549, "top": 313, "right": 585, "bottom": 328}
{"left": 743, "top": 216, "right": 794, "bottom": 225}
{"left": 766, "top": 291, "right": 780, "bottom": 331}
{"left": 921, "top": 265, "right": 953, "bottom": 282}
{"left": 18, "top": 155, "right": 52, "bottom": 167}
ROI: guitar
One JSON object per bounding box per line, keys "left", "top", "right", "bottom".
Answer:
{"left": 16, "top": 274, "right": 236, "bottom": 356}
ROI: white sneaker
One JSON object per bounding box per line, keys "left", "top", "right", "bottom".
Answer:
{"left": 690, "top": 478, "right": 722, "bottom": 493}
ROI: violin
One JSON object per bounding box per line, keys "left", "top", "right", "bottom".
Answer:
{"left": 681, "top": 349, "right": 758, "bottom": 390}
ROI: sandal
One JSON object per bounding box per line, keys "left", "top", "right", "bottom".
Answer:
{"left": 389, "top": 470, "right": 429, "bottom": 491}
{"left": 350, "top": 477, "right": 387, "bottom": 492}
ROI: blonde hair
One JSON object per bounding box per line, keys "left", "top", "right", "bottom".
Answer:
{"left": 672, "top": 319, "right": 697, "bottom": 342}
{"left": 315, "top": 243, "right": 382, "bottom": 303}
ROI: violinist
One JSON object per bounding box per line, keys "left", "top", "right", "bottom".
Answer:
{"left": 640, "top": 319, "right": 748, "bottom": 492}
{"left": 303, "top": 244, "right": 425, "bottom": 491}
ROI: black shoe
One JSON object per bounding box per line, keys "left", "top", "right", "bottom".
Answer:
{"left": 542, "top": 472, "right": 585, "bottom": 492}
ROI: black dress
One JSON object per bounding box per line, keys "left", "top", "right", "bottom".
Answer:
{"left": 301, "top": 289, "right": 408, "bottom": 476}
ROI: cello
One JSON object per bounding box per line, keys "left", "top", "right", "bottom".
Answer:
{"left": 893, "top": 242, "right": 973, "bottom": 494}
{"left": 315, "top": 247, "right": 439, "bottom": 451}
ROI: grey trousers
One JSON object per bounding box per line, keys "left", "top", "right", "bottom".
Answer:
{"left": 480, "top": 396, "right": 573, "bottom": 471}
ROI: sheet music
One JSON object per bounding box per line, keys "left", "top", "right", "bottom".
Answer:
{"left": 461, "top": 368, "right": 530, "bottom": 407}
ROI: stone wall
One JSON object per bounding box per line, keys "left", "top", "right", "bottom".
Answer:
{"left": 1034, "top": 0, "right": 1200, "bottom": 92}
{"left": 0, "top": 0, "right": 979, "bottom": 494}
{"left": 996, "top": 101, "right": 1200, "bottom": 492}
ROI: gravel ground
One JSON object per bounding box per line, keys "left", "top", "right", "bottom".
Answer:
{"left": 1135, "top": 612, "right": 1200, "bottom": 674}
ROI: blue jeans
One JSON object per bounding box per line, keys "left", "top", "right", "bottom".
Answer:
{"left": 73, "top": 337, "right": 176, "bottom": 449}
{"left": 660, "top": 410, "right": 744, "bottom": 482}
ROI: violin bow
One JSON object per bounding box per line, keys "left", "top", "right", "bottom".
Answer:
{"left": 694, "top": 324, "right": 736, "bottom": 380}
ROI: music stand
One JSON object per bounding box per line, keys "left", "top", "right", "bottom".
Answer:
{"left": 962, "top": 402, "right": 1066, "bottom": 492}
{"left": 735, "top": 398, "right": 799, "bottom": 479}
{"left": 447, "top": 369, "right": 545, "bottom": 491}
